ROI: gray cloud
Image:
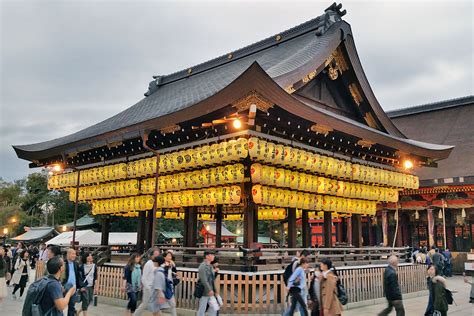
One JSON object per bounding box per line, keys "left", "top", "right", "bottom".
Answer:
{"left": 1, "top": 0, "right": 472, "bottom": 181}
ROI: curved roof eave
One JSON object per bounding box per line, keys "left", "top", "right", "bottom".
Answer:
{"left": 14, "top": 62, "right": 453, "bottom": 162}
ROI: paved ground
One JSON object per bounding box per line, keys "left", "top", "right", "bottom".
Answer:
{"left": 2, "top": 273, "right": 472, "bottom": 315}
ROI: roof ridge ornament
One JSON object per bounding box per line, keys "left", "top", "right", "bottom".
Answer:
{"left": 144, "top": 75, "right": 163, "bottom": 97}
{"left": 315, "top": 2, "right": 346, "bottom": 36}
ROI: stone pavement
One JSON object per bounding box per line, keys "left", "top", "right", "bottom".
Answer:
{"left": 2, "top": 273, "right": 473, "bottom": 315}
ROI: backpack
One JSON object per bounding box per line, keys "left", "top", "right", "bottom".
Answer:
{"left": 283, "top": 260, "right": 299, "bottom": 286}
{"left": 161, "top": 270, "right": 174, "bottom": 300}
{"left": 445, "top": 288, "right": 454, "bottom": 305}
{"left": 22, "top": 276, "right": 56, "bottom": 316}
{"left": 193, "top": 280, "right": 204, "bottom": 298}
{"left": 336, "top": 279, "right": 348, "bottom": 305}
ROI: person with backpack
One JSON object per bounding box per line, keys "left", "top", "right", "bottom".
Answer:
{"left": 432, "top": 249, "right": 444, "bottom": 276}
{"left": 149, "top": 255, "right": 177, "bottom": 316}
{"left": 378, "top": 255, "right": 405, "bottom": 316}
{"left": 77, "top": 253, "right": 97, "bottom": 316}
{"left": 22, "top": 255, "right": 76, "bottom": 316}
{"left": 283, "top": 250, "right": 310, "bottom": 316}
{"left": 432, "top": 273, "right": 449, "bottom": 316}
{"left": 286, "top": 257, "right": 310, "bottom": 316}
{"left": 320, "top": 258, "right": 343, "bottom": 316}
{"left": 122, "top": 252, "right": 142, "bottom": 316}
{"left": 425, "top": 264, "right": 436, "bottom": 316}
{"left": 11, "top": 249, "right": 31, "bottom": 300}
{"left": 135, "top": 247, "right": 160, "bottom": 316}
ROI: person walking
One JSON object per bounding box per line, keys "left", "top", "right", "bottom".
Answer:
{"left": 442, "top": 249, "right": 452, "bottom": 277}
{"left": 23, "top": 255, "right": 76, "bottom": 315}
{"left": 149, "top": 255, "right": 177, "bottom": 316}
{"left": 308, "top": 264, "right": 322, "bottom": 316}
{"left": 432, "top": 249, "right": 444, "bottom": 276}
{"left": 320, "top": 258, "right": 343, "bottom": 316}
{"left": 424, "top": 265, "right": 436, "bottom": 316}
{"left": 283, "top": 250, "right": 310, "bottom": 315}
{"left": 62, "top": 248, "right": 84, "bottom": 316}
{"left": 378, "top": 255, "right": 405, "bottom": 316}
{"left": 77, "top": 253, "right": 97, "bottom": 316}
{"left": 122, "top": 253, "right": 142, "bottom": 316}
{"left": 197, "top": 251, "right": 218, "bottom": 316}
{"left": 11, "top": 250, "right": 31, "bottom": 300}
{"left": 134, "top": 247, "right": 160, "bottom": 315}
{"left": 0, "top": 247, "right": 7, "bottom": 304}
{"left": 432, "top": 273, "right": 448, "bottom": 316}
{"left": 286, "top": 257, "right": 309, "bottom": 316}
{"left": 463, "top": 272, "right": 474, "bottom": 303}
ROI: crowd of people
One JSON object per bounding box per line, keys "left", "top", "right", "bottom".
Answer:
{"left": 0, "top": 242, "right": 97, "bottom": 315}
{"left": 0, "top": 241, "right": 473, "bottom": 315}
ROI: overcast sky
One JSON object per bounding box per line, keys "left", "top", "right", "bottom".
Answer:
{"left": 1, "top": 0, "right": 473, "bottom": 182}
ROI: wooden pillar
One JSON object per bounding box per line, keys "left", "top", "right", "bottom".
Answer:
{"left": 215, "top": 205, "right": 223, "bottom": 248}
{"left": 302, "top": 210, "right": 310, "bottom": 248}
{"left": 352, "top": 214, "right": 362, "bottom": 247}
{"left": 146, "top": 209, "right": 155, "bottom": 249}
{"left": 182, "top": 207, "right": 190, "bottom": 247}
{"left": 427, "top": 208, "right": 435, "bottom": 248}
{"left": 243, "top": 182, "right": 256, "bottom": 249}
{"left": 100, "top": 215, "right": 110, "bottom": 246}
{"left": 346, "top": 216, "right": 352, "bottom": 245}
{"left": 323, "top": 211, "right": 332, "bottom": 248}
{"left": 368, "top": 216, "right": 375, "bottom": 246}
{"left": 287, "top": 208, "right": 297, "bottom": 249}
{"left": 382, "top": 210, "right": 389, "bottom": 246}
{"left": 137, "top": 211, "right": 146, "bottom": 253}
{"left": 186, "top": 207, "right": 198, "bottom": 248}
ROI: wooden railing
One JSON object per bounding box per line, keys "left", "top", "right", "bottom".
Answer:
{"left": 35, "top": 260, "right": 426, "bottom": 313}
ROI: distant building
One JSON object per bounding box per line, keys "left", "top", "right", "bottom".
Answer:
{"left": 386, "top": 96, "right": 473, "bottom": 252}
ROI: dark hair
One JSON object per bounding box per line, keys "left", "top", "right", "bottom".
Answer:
{"left": 301, "top": 249, "right": 310, "bottom": 257}
{"left": 164, "top": 251, "right": 175, "bottom": 261}
{"left": 47, "top": 245, "right": 61, "bottom": 257}
{"left": 19, "top": 250, "right": 29, "bottom": 259}
{"left": 127, "top": 252, "right": 141, "bottom": 270}
{"left": 204, "top": 250, "right": 215, "bottom": 258}
{"left": 153, "top": 255, "right": 165, "bottom": 266}
{"left": 426, "top": 264, "right": 434, "bottom": 271}
{"left": 300, "top": 258, "right": 309, "bottom": 265}
{"left": 82, "top": 252, "right": 93, "bottom": 264}
{"left": 47, "top": 256, "right": 63, "bottom": 274}
{"left": 320, "top": 258, "right": 333, "bottom": 269}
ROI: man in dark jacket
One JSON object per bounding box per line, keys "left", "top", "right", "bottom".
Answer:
{"left": 378, "top": 255, "right": 405, "bottom": 316}
{"left": 62, "top": 248, "right": 84, "bottom": 316}
{"left": 432, "top": 248, "right": 444, "bottom": 276}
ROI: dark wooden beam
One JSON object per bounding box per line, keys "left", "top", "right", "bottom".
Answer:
{"left": 287, "top": 208, "right": 297, "bottom": 249}
{"left": 146, "top": 209, "right": 155, "bottom": 250}
{"left": 323, "top": 211, "right": 332, "bottom": 248}
{"left": 351, "top": 214, "right": 362, "bottom": 247}
{"left": 100, "top": 215, "right": 110, "bottom": 246}
{"left": 302, "top": 210, "right": 310, "bottom": 248}
{"left": 187, "top": 207, "right": 198, "bottom": 248}
{"left": 368, "top": 216, "right": 375, "bottom": 246}
{"left": 215, "top": 205, "right": 223, "bottom": 248}
{"left": 137, "top": 211, "right": 146, "bottom": 253}
{"left": 243, "top": 182, "right": 256, "bottom": 248}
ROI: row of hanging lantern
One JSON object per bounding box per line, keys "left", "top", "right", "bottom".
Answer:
{"left": 251, "top": 163, "right": 398, "bottom": 202}
{"left": 91, "top": 185, "right": 242, "bottom": 215}
{"left": 66, "top": 179, "right": 140, "bottom": 201}
{"left": 141, "top": 164, "right": 244, "bottom": 194}
{"left": 48, "top": 138, "right": 249, "bottom": 189}
{"left": 252, "top": 185, "right": 377, "bottom": 215}
{"left": 248, "top": 137, "right": 419, "bottom": 189}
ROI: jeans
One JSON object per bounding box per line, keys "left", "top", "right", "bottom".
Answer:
{"left": 287, "top": 290, "right": 308, "bottom": 316}
{"left": 134, "top": 287, "right": 152, "bottom": 315}
{"left": 283, "top": 289, "right": 307, "bottom": 316}
{"left": 378, "top": 300, "right": 405, "bottom": 316}
{"left": 68, "top": 292, "right": 77, "bottom": 316}
{"left": 127, "top": 291, "right": 138, "bottom": 313}
{"left": 197, "top": 296, "right": 218, "bottom": 316}
{"left": 424, "top": 292, "right": 433, "bottom": 316}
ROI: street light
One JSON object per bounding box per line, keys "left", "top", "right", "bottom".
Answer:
{"left": 403, "top": 159, "right": 414, "bottom": 170}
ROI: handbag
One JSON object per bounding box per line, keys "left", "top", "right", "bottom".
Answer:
{"left": 193, "top": 280, "right": 204, "bottom": 298}
{"left": 336, "top": 279, "right": 348, "bottom": 305}
{"left": 93, "top": 294, "right": 98, "bottom": 306}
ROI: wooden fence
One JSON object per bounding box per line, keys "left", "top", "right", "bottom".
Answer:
{"left": 36, "top": 261, "right": 426, "bottom": 314}
{"left": 36, "top": 261, "right": 426, "bottom": 313}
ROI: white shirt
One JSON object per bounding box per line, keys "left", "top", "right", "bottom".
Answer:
{"left": 141, "top": 259, "right": 156, "bottom": 290}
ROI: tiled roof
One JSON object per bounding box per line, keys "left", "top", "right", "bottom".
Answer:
{"left": 387, "top": 96, "right": 474, "bottom": 118}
